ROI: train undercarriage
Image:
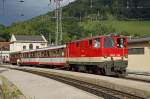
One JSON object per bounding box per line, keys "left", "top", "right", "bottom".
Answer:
{"left": 67, "top": 60, "right": 128, "bottom": 77}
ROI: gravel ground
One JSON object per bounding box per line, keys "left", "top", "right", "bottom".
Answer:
{"left": 24, "top": 66, "right": 150, "bottom": 92}
{"left": 0, "top": 68, "right": 101, "bottom": 99}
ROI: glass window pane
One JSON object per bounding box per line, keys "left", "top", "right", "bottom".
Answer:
{"left": 93, "top": 38, "right": 100, "bottom": 48}
{"left": 104, "top": 37, "right": 114, "bottom": 48}
{"left": 128, "top": 48, "right": 144, "bottom": 55}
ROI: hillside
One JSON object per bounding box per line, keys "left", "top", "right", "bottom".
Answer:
{"left": 0, "top": 0, "right": 150, "bottom": 42}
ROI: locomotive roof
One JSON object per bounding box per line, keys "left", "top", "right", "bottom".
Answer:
{"left": 68, "top": 35, "right": 125, "bottom": 43}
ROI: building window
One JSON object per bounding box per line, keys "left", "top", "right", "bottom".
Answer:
{"left": 36, "top": 46, "right": 39, "bottom": 49}
{"left": 41, "top": 43, "right": 45, "bottom": 46}
{"left": 29, "top": 44, "right": 33, "bottom": 50}
{"left": 23, "top": 46, "right": 26, "bottom": 50}
{"left": 128, "top": 48, "right": 144, "bottom": 55}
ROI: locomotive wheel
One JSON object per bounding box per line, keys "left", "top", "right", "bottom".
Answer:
{"left": 117, "top": 70, "right": 126, "bottom": 77}
{"left": 101, "top": 68, "right": 106, "bottom": 75}
{"left": 70, "top": 65, "right": 76, "bottom": 71}
{"left": 88, "top": 69, "right": 94, "bottom": 74}
{"left": 96, "top": 68, "right": 101, "bottom": 75}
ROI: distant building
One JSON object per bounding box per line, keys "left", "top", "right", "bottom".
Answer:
{"left": 0, "top": 42, "right": 10, "bottom": 63}
{"left": 128, "top": 37, "right": 150, "bottom": 72}
{"left": 0, "top": 37, "right": 6, "bottom": 42}
{"left": 10, "top": 34, "right": 48, "bottom": 52}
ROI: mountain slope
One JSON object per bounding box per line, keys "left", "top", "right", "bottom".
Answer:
{"left": 1, "top": 0, "right": 150, "bottom": 42}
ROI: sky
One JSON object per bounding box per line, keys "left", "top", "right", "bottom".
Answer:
{"left": 0, "top": 0, "right": 74, "bottom": 26}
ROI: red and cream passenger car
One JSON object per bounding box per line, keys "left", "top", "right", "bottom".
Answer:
{"left": 10, "top": 45, "right": 66, "bottom": 68}
{"left": 10, "top": 35, "right": 128, "bottom": 76}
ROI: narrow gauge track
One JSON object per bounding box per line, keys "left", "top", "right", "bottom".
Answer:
{"left": 128, "top": 72, "right": 150, "bottom": 76}
{"left": 2, "top": 66, "right": 144, "bottom": 99}
{"left": 40, "top": 66, "right": 150, "bottom": 84}
{"left": 125, "top": 75, "right": 150, "bottom": 83}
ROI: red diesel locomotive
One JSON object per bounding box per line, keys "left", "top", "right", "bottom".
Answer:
{"left": 10, "top": 35, "right": 128, "bottom": 76}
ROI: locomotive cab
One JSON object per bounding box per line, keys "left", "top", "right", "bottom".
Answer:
{"left": 101, "top": 36, "right": 128, "bottom": 76}
{"left": 66, "top": 35, "right": 128, "bottom": 76}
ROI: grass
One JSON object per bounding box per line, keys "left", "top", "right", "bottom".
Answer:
{"left": 101, "top": 20, "right": 150, "bottom": 36}
{"left": 81, "top": 20, "right": 150, "bottom": 36}
{"left": 0, "top": 76, "right": 26, "bottom": 99}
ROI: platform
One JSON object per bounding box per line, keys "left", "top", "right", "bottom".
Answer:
{"left": 0, "top": 67, "right": 101, "bottom": 99}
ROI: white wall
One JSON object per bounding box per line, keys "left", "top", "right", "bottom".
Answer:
{"left": 10, "top": 42, "right": 47, "bottom": 52}
{"left": 128, "top": 43, "right": 150, "bottom": 72}
{"left": 0, "top": 51, "right": 10, "bottom": 62}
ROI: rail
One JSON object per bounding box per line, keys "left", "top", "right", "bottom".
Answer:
{"left": 1, "top": 66, "right": 146, "bottom": 99}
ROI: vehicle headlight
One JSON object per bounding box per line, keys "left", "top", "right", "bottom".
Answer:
{"left": 124, "top": 55, "right": 128, "bottom": 58}
{"left": 104, "top": 56, "right": 107, "bottom": 58}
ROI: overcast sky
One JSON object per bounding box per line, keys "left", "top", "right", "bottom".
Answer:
{"left": 0, "top": 0, "right": 74, "bottom": 26}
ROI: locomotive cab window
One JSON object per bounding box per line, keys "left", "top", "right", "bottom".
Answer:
{"left": 117, "top": 38, "right": 125, "bottom": 48}
{"left": 104, "top": 37, "right": 114, "bottom": 48}
{"left": 93, "top": 38, "right": 100, "bottom": 48}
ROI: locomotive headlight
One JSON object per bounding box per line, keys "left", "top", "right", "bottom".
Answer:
{"left": 111, "top": 57, "right": 113, "bottom": 61}
{"left": 123, "top": 55, "right": 128, "bottom": 61}
{"left": 121, "top": 57, "right": 124, "bottom": 60}
{"left": 124, "top": 55, "right": 128, "bottom": 58}
{"left": 104, "top": 56, "right": 107, "bottom": 58}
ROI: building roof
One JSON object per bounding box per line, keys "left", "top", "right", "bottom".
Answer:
{"left": 128, "top": 37, "right": 150, "bottom": 44}
{"left": 10, "top": 34, "right": 47, "bottom": 43}
{"left": 15, "top": 35, "right": 45, "bottom": 42}
{"left": 0, "top": 42, "right": 10, "bottom": 51}
{"left": 0, "top": 37, "right": 6, "bottom": 42}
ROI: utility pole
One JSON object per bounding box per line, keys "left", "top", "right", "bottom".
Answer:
{"left": 59, "top": 6, "right": 63, "bottom": 44}
{"left": 90, "top": 0, "right": 93, "bottom": 21}
{"left": 50, "top": 0, "right": 63, "bottom": 45}
{"left": 90, "top": 0, "right": 93, "bottom": 8}
{"left": 79, "top": 12, "right": 82, "bottom": 23}
{"left": 55, "top": 1, "right": 59, "bottom": 45}
{"left": 127, "top": 0, "right": 129, "bottom": 9}
{"left": 2, "top": 0, "right": 5, "bottom": 15}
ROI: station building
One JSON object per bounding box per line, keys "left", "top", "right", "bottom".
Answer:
{"left": 0, "top": 42, "right": 10, "bottom": 63}
{"left": 128, "top": 37, "right": 150, "bottom": 72}
{"left": 10, "top": 34, "right": 48, "bottom": 52}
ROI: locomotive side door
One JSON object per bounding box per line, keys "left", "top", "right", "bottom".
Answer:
{"left": 80, "top": 41, "right": 86, "bottom": 57}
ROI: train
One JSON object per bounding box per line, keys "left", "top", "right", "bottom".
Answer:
{"left": 10, "top": 35, "right": 128, "bottom": 76}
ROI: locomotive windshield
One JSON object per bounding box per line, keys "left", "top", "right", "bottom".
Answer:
{"left": 104, "top": 37, "right": 114, "bottom": 48}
